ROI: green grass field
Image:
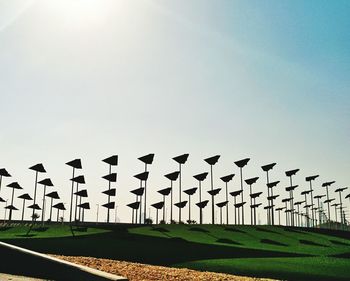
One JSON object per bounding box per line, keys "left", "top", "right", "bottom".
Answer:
{"left": 0, "top": 223, "right": 349, "bottom": 281}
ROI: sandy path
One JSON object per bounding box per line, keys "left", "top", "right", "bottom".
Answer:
{"left": 54, "top": 255, "right": 276, "bottom": 281}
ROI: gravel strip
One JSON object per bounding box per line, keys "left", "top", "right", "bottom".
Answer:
{"left": 53, "top": 255, "right": 276, "bottom": 281}
{"left": 0, "top": 273, "right": 48, "bottom": 281}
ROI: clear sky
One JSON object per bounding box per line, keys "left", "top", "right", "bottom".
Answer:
{"left": 0, "top": 0, "right": 349, "bottom": 224}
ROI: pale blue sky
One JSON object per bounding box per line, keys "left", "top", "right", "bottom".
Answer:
{"left": 0, "top": 0, "right": 349, "bottom": 223}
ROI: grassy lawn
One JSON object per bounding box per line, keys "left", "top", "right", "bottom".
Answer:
{"left": 176, "top": 257, "right": 350, "bottom": 281}
{"left": 0, "top": 223, "right": 349, "bottom": 281}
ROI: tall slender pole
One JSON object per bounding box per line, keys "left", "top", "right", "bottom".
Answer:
{"left": 249, "top": 184, "right": 253, "bottom": 225}
{"left": 107, "top": 165, "right": 112, "bottom": 223}
{"left": 49, "top": 197, "right": 53, "bottom": 221}
{"left": 199, "top": 181, "right": 202, "bottom": 224}
{"left": 289, "top": 176, "right": 294, "bottom": 227}
{"left": 75, "top": 182, "right": 79, "bottom": 221}
{"left": 69, "top": 168, "right": 75, "bottom": 223}
{"left": 326, "top": 186, "right": 330, "bottom": 228}
{"left": 266, "top": 171, "right": 271, "bottom": 225}
{"left": 32, "top": 171, "right": 38, "bottom": 221}
{"left": 163, "top": 195, "right": 166, "bottom": 222}
{"left": 240, "top": 167, "right": 244, "bottom": 225}
{"left": 210, "top": 165, "right": 214, "bottom": 224}
{"left": 21, "top": 199, "right": 26, "bottom": 221}
{"left": 170, "top": 181, "right": 173, "bottom": 223}
{"left": 42, "top": 185, "right": 47, "bottom": 224}
{"left": 309, "top": 181, "right": 314, "bottom": 227}
{"left": 144, "top": 163, "right": 148, "bottom": 223}
{"left": 9, "top": 187, "right": 15, "bottom": 221}
{"left": 179, "top": 164, "right": 182, "bottom": 223}
{"left": 188, "top": 194, "right": 191, "bottom": 222}
{"left": 225, "top": 182, "right": 229, "bottom": 225}
{"left": 139, "top": 180, "right": 143, "bottom": 224}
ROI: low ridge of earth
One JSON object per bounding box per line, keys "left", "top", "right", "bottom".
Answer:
{"left": 54, "top": 255, "right": 276, "bottom": 281}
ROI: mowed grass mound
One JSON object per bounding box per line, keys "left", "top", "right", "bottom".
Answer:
{"left": 0, "top": 223, "right": 349, "bottom": 281}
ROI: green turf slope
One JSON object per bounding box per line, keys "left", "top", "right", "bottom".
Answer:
{"left": 0, "top": 224, "right": 349, "bottom": 281}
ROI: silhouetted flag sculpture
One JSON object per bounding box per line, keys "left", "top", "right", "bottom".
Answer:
{"left": 29, "top": 163, "right": 46, "bottom": 221}
{"left": 184, "top": 187, "right": 197, "bottom": 223}
{"left": 220, "top": 174, "right": 235, "bottom": 225}
{"left": 6, "top": 182, "right": 22, "bottom": 221}
{"left": 66, "top": 159, "right": 82, "bottom": 223}
{"left": 322, "top": 181, "right": 336, "bottom": 228}
{"left": 301, "top": 190, "right": 312, "bottom": 227}
{"left": 174, "top": 201, "right": 187, "bottom": 220}
{"left": 53, "top": 202, "right": 66, "bottom": 222}
{"left": 0, "top": 168, "right": 11, "bottom": 195}
{"left": 314, "top": 194, "right": 326, "bottom": 226}
{"left": 193, "top": 172, "right": 208, "bottom": 224}
{"left": 70, "top": 175, "right": 85, "bottom": 222}
{"left": 275, "top": 207, "right": 285, "bottom": 225}
{"left": 335, "top": 187, "right": 348, "bottom": 228}
{"left": 205, "top": 187, "right": 221, "bottom": 224}
{"left": 38, "top": 178, "right": 54, "bottom": 224}
{"left": 102, "top": 169, "right": 118, "bottom": 223}
{"left": 282, "top": 197, "right": 291, "bottom": 226}
{"left": 261, "top": 163, "right": 276, "bottom": 225}
{"left": 230, "top": 190, "right": 242, "bottom": 225}
{"left": 172, "top": 154, "right": 189, "bottom": 223}
{"left": 157, "top": 187, "right": 171, "bottom": 222}
{"left": 75, "top": 189, "right": 88, "bottom": 221}
{"left": 133, "top": 171, "right": 149, "bottom": 224}
{"left": 46, "top": 191, "right": 60, "bottom": 221}
{"left": 245, "top": 177, "right": 259, "bottom": 225}
{"left": 138, "top": 153, "right": 155, "bottom": 224}
{"left": 204, "top": 155, "right": 220, "bottom": 224}
{"left": 18, "top": 193, "right": 32, "bottom": 221}
{"left": 305, "top": 175, "right": 319, "bottom": 227}
{"left": 266, "top": 180, "right": 280, "bottom": 225}
{"left": 77, "top": 202, "right": 90, "bottom": 222}
{"left": 285, "top": 169, "right": 300, "bottom": 227}
{"left": 127, "top": 201, "right": 140, "bottom": 224}
{"left": 234, "top": 158, "right": 250, "bottom": 225}
{"left": 331, "top": 202, "right": 340, "bottom": 224}
{"left": 250, "top": 192, "right": 262, "bottom": 225}
{"left": 102, "top": 155, "right": 118, "bottom": 223}
{"left": 130, "top": 187, "right": 144, "bottom": 224}
{"left": 263, "top": 205, "right": 274, "bottom": 224}
{"left": 164, "top": 171, "right": 180, "bottom": 223}
{"left": 294, "top": 201, "right": 304, "bottom": 227}
{"left": 216, "top": 201, "right": 228, "bottom": 224}
{"left": 151, "top": 201, "right": 164, "bottom": 224}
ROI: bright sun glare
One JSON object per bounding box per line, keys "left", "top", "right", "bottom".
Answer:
{"left": 44, "top": 0, "right": 121, "bottom": 29}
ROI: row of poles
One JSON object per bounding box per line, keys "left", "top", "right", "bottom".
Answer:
{"left": 0, "top": 154, "right": 349, "bottom": 228}
{"left": 126, "top": 154, "right": 349, "bottom": 228}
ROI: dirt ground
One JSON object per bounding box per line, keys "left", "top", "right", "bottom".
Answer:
{"left": 54, "top": 255, "right": 276, "bottom": 281}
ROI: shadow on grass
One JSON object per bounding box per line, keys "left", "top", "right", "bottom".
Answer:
{"left": 299, "top": 239, "right": 329, "bottom": 247}
{"left": 188, "top": 227, "right": 210, "bottom": 233}
{"left": 256, "top": 227, "right": 280, "bottom": 234}
{"left": 72, "top": 227, "right": 88, "bottom": 232}
{"left": 260, "top": 239, "right": 288, "bottom": 247}
{"left": 329, "top": 240, "right": 350, "bottom": 246}
{"left": 4, "top": 230, "right": 307, "bottom": 266}
{"left": 224, "top": 227, "right": 246, "bottom": 234}
{"left": 330, "top": 252, "right": 350, "bottom": 258}
{"left": 285, "top": 228, "right": 308, "bottom": 235}
{"left": 151, "top": 227, "right": 172, "bottom": 238}
{"left": 216, "top": 238, "right": 242, "bottom": 245}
